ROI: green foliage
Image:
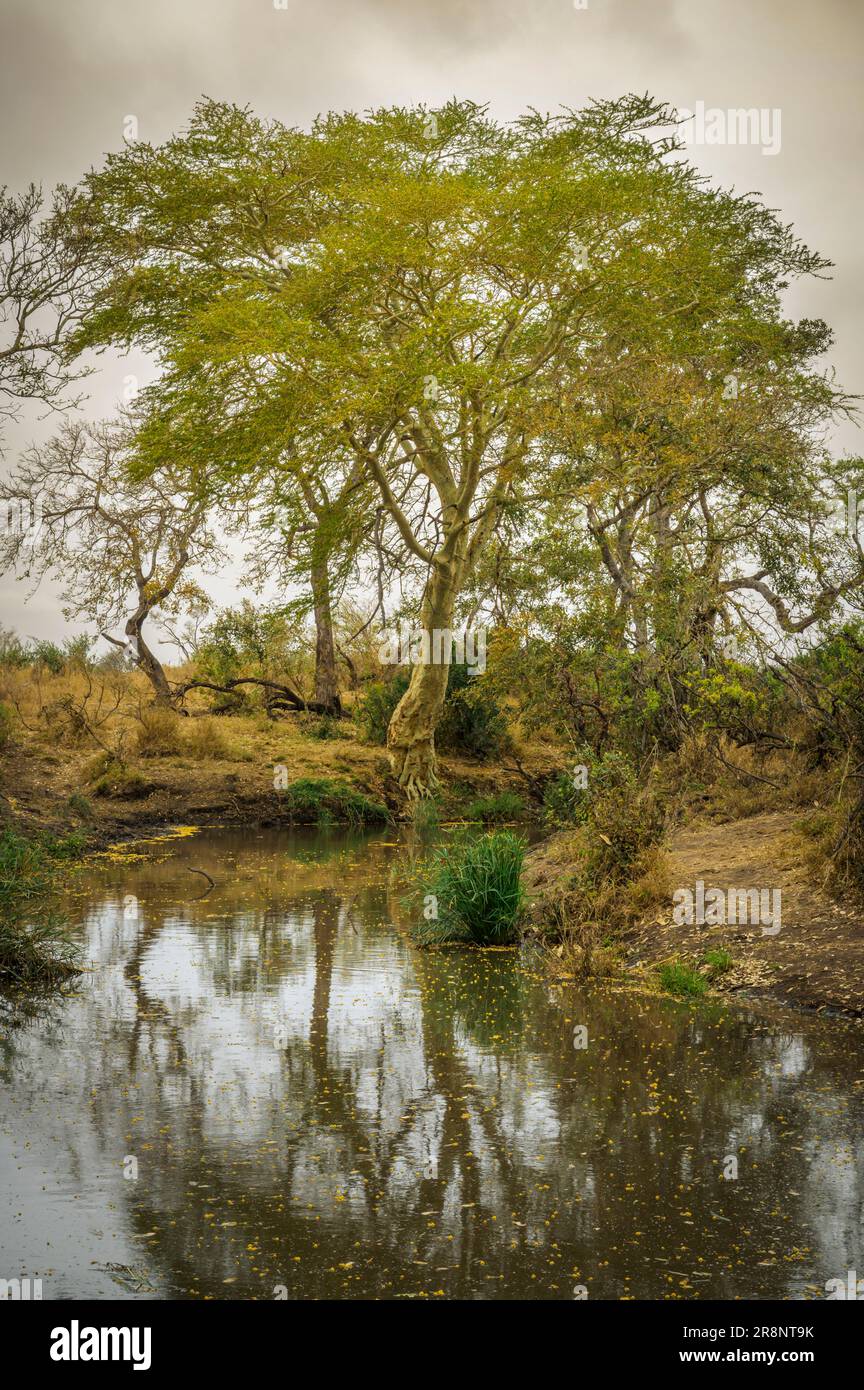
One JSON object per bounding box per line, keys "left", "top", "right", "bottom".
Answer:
{"left": 414, "top": 830, "right": 525, "bottom": 946}
{"left": 436, "top": 664, "right": 509, "bottom": 759}
{"left": 0, "top": 701, "right": 13, "bottom": 752}
{"left": 703, "top": 948, "right": 733, "bottom": 978}
{"left": 356, "top": 663, "right": 508, "bottom": 759}
{"left": 356, "top": 673, "right": 410, "bottom": 745}
{"left": 86, "top": 753, "right": 153, "bottom": 800}
{"left": 27, "top": 638, "right": 65, "bottom": 674}
{"left": 464, "top": 791, "right": 525, "bottom": 823}
{"left": 196, "top": 601, "right": 298, "bottom": 690}
{"left": 542, "top": 771, "right": 588, "bottom": 828}
{"left": 278, "top": 777, "right": 389, "bottom": 826}
{"left": 0, "top": 625, "right": 28, "bottom": 669}
{"left": 67, "top": 791, "right": 93, "bottom": 819}
{"left": 299, "top": 714, "right": 349, "bottom": 741}
{"left": 0, "top": 829, "right": 83, "bottom": 985}
{"left": 659, "top": 960, "right": 708, "bottom": 998}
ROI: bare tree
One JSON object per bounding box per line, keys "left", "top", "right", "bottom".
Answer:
{"left": 0, "top": 417, "right": 223, "bottom": 705}
{"left": 0, "top": 185, "right": 96, "bottom": 439}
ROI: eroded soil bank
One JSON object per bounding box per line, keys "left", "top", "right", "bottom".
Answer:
{"left": 524, "top": 811, "right": 864, "bottom": 1018}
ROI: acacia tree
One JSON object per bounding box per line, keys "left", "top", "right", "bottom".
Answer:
{"left": 474, "top": 340, "right": 863, "bottom": 756}
{"left": 0, "top": 417, "right": 223, "bottom": 704}
{"left": 66, "top": 94, "right": 845, "bottom": 794}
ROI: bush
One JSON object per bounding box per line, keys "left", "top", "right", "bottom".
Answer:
{"left": 184, "top": 717, "right": 232, "bottom": 760}
{"left": 299, "top": 713, "right": 349, "bottom": 741}
{"left": 357, "top": 664, "right": 508, "bottom": 760}
{"left": 86, "top": 753, "right": 154, "bottom": 800}
{"left": 133, "top": 707, "right": 183, "bottom": 757}
{"left": 414, "top": 830, "right": 525, "bottom": 945}
{"left": 0, "top": 625, "right": 28, "bottom": 669}
{"left": 436, "top": 664, "right": 508, "bottom": 759}
{"left": 0, "top": 830, "right": 83, "bottom": 986}
{"left": 464, "top": 791, "right": 525, "bottom": 823}
{"left": 278, "top": 777, "right": 389, "bottom": 826}
{"left": 542, "top": 771, "right": 588, "bottom": 828}
{"left": 27, "top": 638, "right": 65, "bottom": 674}
{"left": 0, "top": 701, "right": 14, "bottom": 752}
{"left": 67, "top": 791, "right": 93, "bottom": 819}
{"left": 356, "top": 673, "right": 410, "bottom": 745}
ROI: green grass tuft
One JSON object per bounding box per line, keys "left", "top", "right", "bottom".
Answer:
{"left": 658, "top": 959, "right": 708, "bottom": 998}
{"left": 414, "top": 829, "right": 525, "bottom": 946}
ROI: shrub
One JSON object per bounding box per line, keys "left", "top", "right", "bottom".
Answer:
{"left": 184, "top": 717, "right": 232, "bottom": 760}
{"left": 0, "top": 701, "right": 13, "bottom": 752}
{"left": 464, "top": 791, "right": 525, "bottom": 823}
{"left": 658, "top": 960, "right": 707, "bottom": 998}
{"left": 356, "top": 673, "right": 410, "bottom": 745}
{"left": 67, "top": 791, "right": 93, "bottom": 819}
{"left": 278, "top": 777, "right": 389, "bottom": 825}
{"left": 27, "top": 638, "right": 65, "bottom": 674}
{"left": 133, "top": 707, "right": 183, "bottom": 757}
{"left": 86, "top": 754, "right": 154, "bottom": 800}
{"left": 414, "top": 830, "right": 525, "bottom": 945}
{"left": 357, "top": 664, "right": 508, "bottom": 760}
{"left": 0, "top": 625, "right": 28, "bottom": 669}
{"left": 299, "top": 713, "right": 349, "bottom": 741}
{"left": 0, "top": 829, "right": 83, "bottom": 985}
{"left": 542, "top": 771, "right": 588, "bottom": 828}
{"left": 436, "top": 663, "right": 508, "bottom": 759}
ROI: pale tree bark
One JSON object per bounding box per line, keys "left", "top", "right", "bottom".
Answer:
{"left": 352, "top": 412, "right": 522, "bottom": 798}
{"left": 386, "top": 558, "right": 462, "bottom": 798}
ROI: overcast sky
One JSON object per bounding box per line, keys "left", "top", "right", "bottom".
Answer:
{"left": 1, "top": 0, "right": 862, "bottom": 648}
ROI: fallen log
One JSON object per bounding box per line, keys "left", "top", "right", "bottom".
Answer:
{"left": 172, "top": 677, "right": 344, "bottom": 718}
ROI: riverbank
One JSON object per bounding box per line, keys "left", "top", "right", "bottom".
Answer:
{"left": 0, "top": 715, "right": 558, "bottom": 849}
{"left": 523, "top": 810, "right": 864, "bottom": 1019}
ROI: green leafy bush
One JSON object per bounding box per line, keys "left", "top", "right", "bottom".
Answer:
{"left": 356, "top": 673, "right": 410, "bottom": 745}
{"left": 436, "top": 663, "right": 509, "bottom": 759}
{"left": 357, "top": 663, "right": 508, "bottom": 760}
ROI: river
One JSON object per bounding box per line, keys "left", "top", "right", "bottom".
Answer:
{"left": 1, "top": 825, "right": 862, "bottom": 1300}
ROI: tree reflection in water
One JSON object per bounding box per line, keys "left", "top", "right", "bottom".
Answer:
{"left": 0, "top": 826, "right": 862, "bottom": 1300}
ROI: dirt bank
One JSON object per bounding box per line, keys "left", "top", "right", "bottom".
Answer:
{"left": 0, "top": 722, "right": 557, "bottom": 847}
{"left": 524, "top": 810, "right": 864, "bottom": 1019}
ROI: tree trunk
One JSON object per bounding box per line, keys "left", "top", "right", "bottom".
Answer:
{"left": 310, "top": 556, "right": 341, "bottom": 715}
{"left": 128, "top": 620, "right": 173, "bottom": 707}
{"left": 386, "top": 559, "right": 460, "bottom": 798}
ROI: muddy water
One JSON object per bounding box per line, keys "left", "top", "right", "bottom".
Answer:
{"left": 1, "top": 825, "right": 863, "bottom": 1301}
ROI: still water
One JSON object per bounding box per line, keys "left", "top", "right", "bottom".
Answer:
{"left": 1, "top": 826, "right": 863, "bottom": 1301}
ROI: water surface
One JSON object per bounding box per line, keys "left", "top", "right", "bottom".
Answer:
{"left": 1, "top": 825, "right": 862, "bottom": 1300}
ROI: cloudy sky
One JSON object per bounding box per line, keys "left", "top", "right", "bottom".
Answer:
{"left": 1, "top": 0, "right": 862, "bottom": 646}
